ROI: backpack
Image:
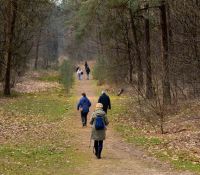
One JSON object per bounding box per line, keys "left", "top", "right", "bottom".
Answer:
{"left": 95, "top": 115, "right": 105, "bottom": 130}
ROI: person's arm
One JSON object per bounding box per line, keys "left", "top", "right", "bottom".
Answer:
{"left": 77, "top": 101, "right": 80, "bottom": 110}
{"left": 98, "top": 96, "right": 101, "bottom": 103}
{"left": 77, "top": 98, "right": 82, "bottom": 110}
{"left": 104, "top": 114, "right": 109, "bottom": 126}
{"left": 88, "top": 98, "right": 91, "bottom": 107}
{"left": 90, "top": 113, "right": 95, "bottom": 125}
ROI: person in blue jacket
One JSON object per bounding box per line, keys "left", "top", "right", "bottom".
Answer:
{"left": 77, "top": 93, "right": 91, "bottom": 127}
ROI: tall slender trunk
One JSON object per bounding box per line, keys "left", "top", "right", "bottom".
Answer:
{"left": 145, "top": 4, "right": 154, "bottom": 99}
{"left": 35, "top": 29, "right": 42, "bottom": 69}
{"left": 194, "top": 0, "right": 200, "bottom": 72}
{"left": 4, "top": 0, "right": 18, "bottom": 96}
{"left": 124, "top": 21, "right": 133, "bottom": 83}
{"left": 128, "top": 8, "right": 143, "bottom": 90}
{"left": 167, "top": 2, "right": 177, "bottom": 101}
{"left": 160, "top": 1, "right": 171, "bottom": 105}
{"left": 128, "top": 51, "right": 133, "bottom": 83}
{"left": 127, "top": 34, "right": 133, "bottom": 83}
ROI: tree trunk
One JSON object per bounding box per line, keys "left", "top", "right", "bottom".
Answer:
{"left": 160, "top": 1, "right": 171, "bottom": 105}
{"left": 127, "top": 38, "right": 133, "bottom": 83}
{"left": 35, "top": 29, "right": 42, "bottom": 69}
{"left": 167, "top": 2, "right": 178, "bottom": 102}
{"left": 128, "top": 8, "right": 143, "bottom": 90}
{"left": 144, "top": 4, "right": 154, "bottom": 99}
{"left": 125, "top": 21, "right": 133, "bottom": 83}
{"left": 4, "top": 0, "right": 18, "bottom": 96}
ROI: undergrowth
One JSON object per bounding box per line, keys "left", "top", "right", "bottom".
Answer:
{"left": 109, "top": 94, "right": 200, "bottom": 174}
{"left": 0, "top": 72, "right": 87, "bottom": 175}
{"left": 93, "top": 81, "right": 200, "bottom": 174}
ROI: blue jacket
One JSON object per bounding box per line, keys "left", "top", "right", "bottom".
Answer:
{"left": 77, "top": 96, "right": 91, "bottom": 113}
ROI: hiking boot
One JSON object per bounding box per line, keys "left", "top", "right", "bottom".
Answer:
{"left": 94, "top": 146, "right": 98, "bottom": 158}
{"left": 97, "top": 153, "right": 101, "bottom": 159}
{"left": 95, "top": 152, "right": 98, "bottom": 158}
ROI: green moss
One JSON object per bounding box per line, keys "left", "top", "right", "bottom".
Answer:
{"left": 155, "top": 151, "right": 200, "bottom": 174}
{"left": 172, "top": 160, "right": 200, "bottom": 173}
{"left": 127, "top": 136, "right": 162, "bottom": 146}
{"left": 0, "top": 88, "right": 73, "bottom": 122}
{"left": 0, "top": 144, "right": 86, "bottom": 175}
{"left": 0, "top": 75, "right": 87, "bottom": 175}
{"left": 0, "top": 90, "right": 22, "bottom": 98}
{"left": 116, "top": 124, "right": 138, "bottom": 133}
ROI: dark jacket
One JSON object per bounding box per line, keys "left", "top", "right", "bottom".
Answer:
{"left": 77, "top": 96, "right": 91, "bottom": 113}
{"left": 86, "top": 67, "right": 90, "bottom": 74}
{"left": 98, "top": 93, "right": 111, "bottom": 113}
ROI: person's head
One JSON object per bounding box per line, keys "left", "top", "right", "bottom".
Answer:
{"left": 95, "top": 103, "right": 103, "bottom": 110}
{"left": 102, "top": 90, "right": 106, "bottom": 95}
{"left": 82, "top": 92, "right": 86, "bottom": 97}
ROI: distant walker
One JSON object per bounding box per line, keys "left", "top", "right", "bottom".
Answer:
{"left": 77, "top": 93, "right": 91, "bottom": 127}
{"left": 98, "top": 91, "right": 111, "bottom": 114}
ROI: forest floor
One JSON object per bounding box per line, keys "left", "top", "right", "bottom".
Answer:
{"left": 0, "top": 70, "right": 198, "bottom": 175}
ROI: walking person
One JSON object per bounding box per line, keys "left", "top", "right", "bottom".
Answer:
{"left": 77, "top": 93, "right": 91, "bottom": 127}
{"left": 76, "top": 66, "right": 80, "bottom": 72}
{"left": 90, "top": 103, "right": 109, "bottom": 159}
{"left": 86, "top": 66, "right": 91, "bottom": 80}
{"left": 77, "top": 68, "right": 83, "bottom": 80}
{"left": 84, "top": 61, "right": 88, "bottom": 70}
{"left": 98, "top": 91, "right": 111, "bottom": 113}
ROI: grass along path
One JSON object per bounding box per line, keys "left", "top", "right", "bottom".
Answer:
{"left": 67, "top": 76, "right": 194, "bottom": 175}
{"left": 0, "top": 72, "right": 196, "bottom": 175}
{"left": 0, "top": 82, "right": 88, "bottom": 174}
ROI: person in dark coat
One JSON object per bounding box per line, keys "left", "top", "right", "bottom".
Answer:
{"left": 86, "top": 66, "right": 90, "bottom": 80}
{"left": 84, "top": 61, "right": 88, "bottom": 70}
{"left": 77, "top": 93, "right": 91, "bottom": 127}
{"left": 98, "top": 91, "right": 111, "bottom": 113}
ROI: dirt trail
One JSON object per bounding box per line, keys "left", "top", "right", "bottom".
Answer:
{"left": 68, "top": 75, "right": 194, "bottom": 175}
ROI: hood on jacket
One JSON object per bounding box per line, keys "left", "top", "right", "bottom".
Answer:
{"left": 94, "top": 109, "right": 106, "bottom": 116}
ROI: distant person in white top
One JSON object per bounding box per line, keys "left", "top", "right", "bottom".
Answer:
{"left": 77, "top": 68, "right": 83, "bottom": 80}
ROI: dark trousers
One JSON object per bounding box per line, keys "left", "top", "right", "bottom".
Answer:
{"left": 103, "top": 108, "right": 108, "bottom": 114}
{"left": 94, "top": 140, "right": 103, "bottom": 158}
{"left": 81, "top": 111, "right": 88, "bottom": 126}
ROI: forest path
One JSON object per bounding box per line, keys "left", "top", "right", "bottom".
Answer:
{"left": 69, "top": 74, "right": 193, "bottom": 175}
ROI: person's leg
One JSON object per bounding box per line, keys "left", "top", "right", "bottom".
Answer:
{"left": 78, "top": 73, "right": 81, "bottom": 80}
{"left": 97, "top": 140, "right": 103, "bottom": 159}
{"left": 105, "top": 109, "right": 107, "bottom": 114}
{"left": 94, "top": 140, "right": 98, "bottom": 157}
{"left": 81, "top": 111, "right": 85, "bottom": 126}
{"left": 82, "top": 112, "right": 87, "bottom": 126}
{"left": 84, "top": 112, "right": 88, "bottom": 126}
{"left": 103, "top": 108, "right": 107, "bottom": 114}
